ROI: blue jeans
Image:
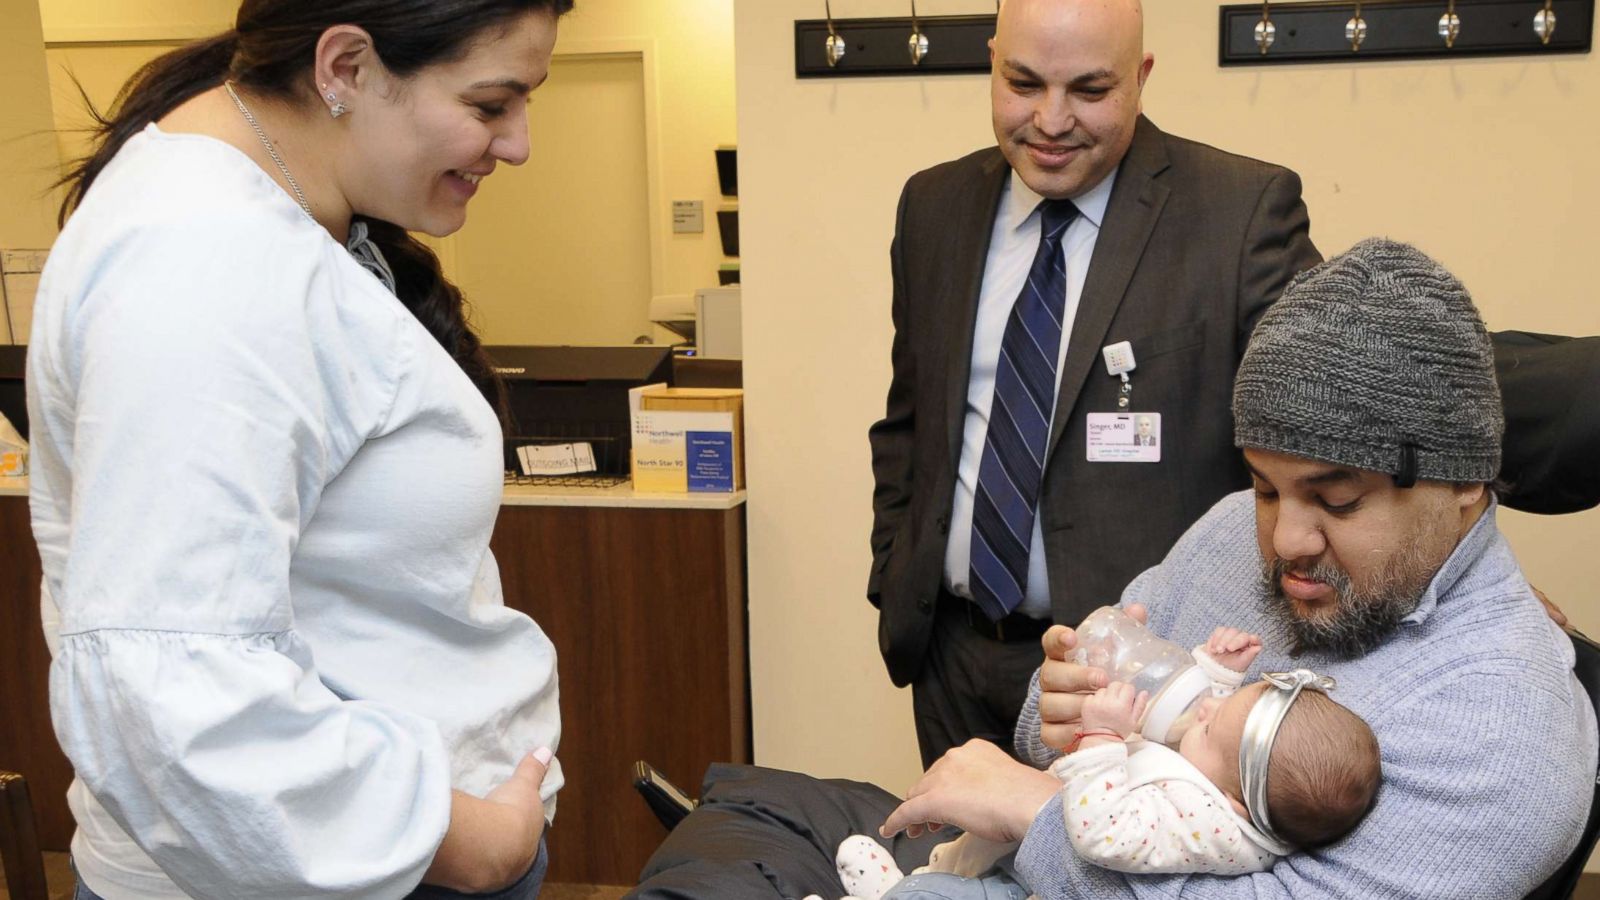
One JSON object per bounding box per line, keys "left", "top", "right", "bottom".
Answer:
{"left": 407, "top": 838, "right": 549, "bottom": 899}
{"left": 880, "top": 870, "right": 1031, "bottom": 900}
{"left": 69, "top": 857, "right": 97, "bottom": 900}
{"left": 73, "top": 839, "right": 549, "bottom": 900}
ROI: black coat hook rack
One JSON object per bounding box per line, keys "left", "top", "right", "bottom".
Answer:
{"left": 1220, "top": 0, "right": 1592, "bottom": 65}
{"left": 794, "top": 14, "right": 997, "bottom": 77}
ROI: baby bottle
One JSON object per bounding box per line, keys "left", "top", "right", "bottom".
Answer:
{"left": 1072, "top": 606, "right": 1214, "bottom": 745}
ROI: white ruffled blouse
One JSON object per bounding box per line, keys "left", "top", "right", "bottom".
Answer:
{"left": 28, "top": 124, "right": 561, "bottom": 899}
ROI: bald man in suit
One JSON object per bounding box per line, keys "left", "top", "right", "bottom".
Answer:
{"left": 867, "top": 0, "right": 1321, "bottom": 766}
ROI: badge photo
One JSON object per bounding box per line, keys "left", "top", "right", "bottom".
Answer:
{"left": 1087, "top": 412, "right": 1161, "bottom": 462}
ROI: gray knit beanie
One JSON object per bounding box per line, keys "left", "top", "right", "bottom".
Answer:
{"left": 1233, "top": 238, "right": 1503, "bottom": 485}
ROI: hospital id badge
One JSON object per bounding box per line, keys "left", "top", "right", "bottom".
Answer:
{"left": 1086, "top": 412, "right": 1161, "bottom": 462}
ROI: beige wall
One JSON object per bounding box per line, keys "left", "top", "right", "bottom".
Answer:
{"left": 546, "top": 0, "right": 736, "bottom": 306}
{"left": 442, "top": 0, "right": 739, "bottom": 342}
{"left": 39, "top": 0, "right": 226, "bottom": 38}
{"left": 452, "top": 53, "right": 656, "bottom": 345}
{"left": 734, "top": 0, "right": 1600, "bottom": 839}
{"left": 45, "top": 43, "right": 180, "bottom": 178}
{"left": 32, "top": 0, "right": 737, "bottom": 346}
{"left": 0, "top": 0, "right": 60, "bottom": 276}
{"left": 35, "top": 0, "right": 226, "bottom": 180}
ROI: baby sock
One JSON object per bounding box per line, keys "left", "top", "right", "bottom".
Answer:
{"left": 836, "top": 834, "right": 905, "bottom": 900}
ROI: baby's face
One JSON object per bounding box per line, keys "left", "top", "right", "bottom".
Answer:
{"left": 1179, "top": 680, "right": 1269, "bottom": 801}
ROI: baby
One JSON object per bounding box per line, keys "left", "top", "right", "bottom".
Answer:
{"left": 822, "top": 627, "right": 1381, "bottom": 900}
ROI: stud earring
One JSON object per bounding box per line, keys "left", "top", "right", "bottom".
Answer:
{"left": 330, "top": 101, "right": 348, "bottom": 119}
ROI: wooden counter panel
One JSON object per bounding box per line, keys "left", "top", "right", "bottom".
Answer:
{"left": 490, "top": 504, "right": 749, "bottom": 886}
{"left": 0, "top": 496, "right": 74, "bottom": 850}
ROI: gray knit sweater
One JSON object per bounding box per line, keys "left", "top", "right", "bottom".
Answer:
{"left": 1013, "top": 490, "right": 1597, "bottom": 898}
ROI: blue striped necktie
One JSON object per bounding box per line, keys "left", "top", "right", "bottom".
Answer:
{"left": 970, "top": 199, "right": 1079, "bottom": 621}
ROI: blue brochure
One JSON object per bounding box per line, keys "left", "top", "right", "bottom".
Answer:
{"left": 686, "top": 431, "right": 735, "bottom": 492}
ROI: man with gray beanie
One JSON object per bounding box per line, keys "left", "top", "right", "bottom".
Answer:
{"left": 630, "top": 239, "right": 1596, "bottom": 898}
{"left": 874, "top": 238, "right": 1598, "bottom": 899}
{"left": 1227, "top": 237, "right": 1508, "bottom": 658}
{"left": 940, "top": 236, "right": 1599, "bottom": 898}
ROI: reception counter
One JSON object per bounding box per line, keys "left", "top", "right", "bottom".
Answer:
{"left": 0, "top": 475, "right": 748, "bottom": 886}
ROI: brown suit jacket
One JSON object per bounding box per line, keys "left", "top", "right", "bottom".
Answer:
{"left": 866, "top": 116, "right": 1321, "bottom": 687}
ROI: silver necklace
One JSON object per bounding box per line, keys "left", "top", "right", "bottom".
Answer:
{"left": 224, "top": 81, "right": 315, "bottom": 219}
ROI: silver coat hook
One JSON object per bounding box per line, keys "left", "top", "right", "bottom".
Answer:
{"left": 1346, "top": 1, "right": 1368, "bottom": 51}
{"left": 1534, "top": 0, "right": 1557, "bottom": 44}
{"left": 1438, "top": 0, "right": 1461, "bottom": 47}
{"left": 824, "top": 0, "right": 846, "bottom": 67}
{"left": 908, "top": 0, "right": 929, "bottom": 64}
{"left": 1255, "top": 0, "right": 1276, "bottom": 54}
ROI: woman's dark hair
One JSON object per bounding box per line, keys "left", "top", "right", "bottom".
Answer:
{"left": 57, "top": 0, "right": 576, "bottom": 413}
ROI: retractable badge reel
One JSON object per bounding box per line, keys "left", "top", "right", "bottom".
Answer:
{"left": 1089, "top": 341, "right": 1159, "bottom": 462}
{"left": 1101, "top": 340, "right": 1137, "bottom": 409}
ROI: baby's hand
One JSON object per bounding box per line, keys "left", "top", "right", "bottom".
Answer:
{"left": 1205, "top": 626, "right": 1263, "bottom": 672}
{"left": 1080, "top": 682, "right": 1149, "bottom": 738}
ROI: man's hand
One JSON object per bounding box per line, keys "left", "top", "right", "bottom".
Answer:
{"left": 879, "top": 740, "right": 1061, "bottom": 844}
{"left": 1038, "top": 604, "right": 1147, "bottom": 750}
{"left": 1080, "top": 682, "right": 1148, "bottom": 737}
{"left": 1532, "top": 585, "right": 1569, "bottom": 628}
{"left": 1203, "top": 626, "right": 1263, "bottom": 673}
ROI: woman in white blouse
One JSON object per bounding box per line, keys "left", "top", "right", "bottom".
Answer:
{"left": 29, "top": 1, "right": 573, "bottom": 896}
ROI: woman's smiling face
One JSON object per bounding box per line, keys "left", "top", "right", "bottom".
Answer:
{"left": 341, "top": 10, "right": 558, "bottom": 237}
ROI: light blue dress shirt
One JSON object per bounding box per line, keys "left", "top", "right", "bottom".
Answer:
{"left": 943, "top": 167, "right": 1118, "bottom": 619}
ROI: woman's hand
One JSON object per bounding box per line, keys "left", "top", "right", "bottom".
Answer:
{"left": 879, "top": 740, "right": 1060, "bottom": 844}
{"left": 1037, "top": 604, "right": 1147, "bottom": 750}
{"left": 423, "top": 748, "right": 554, "bottom": 893}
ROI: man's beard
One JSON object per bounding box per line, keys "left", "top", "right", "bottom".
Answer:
{"left": 1259, "top": 533, "right": 1447, "bottom": 658}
